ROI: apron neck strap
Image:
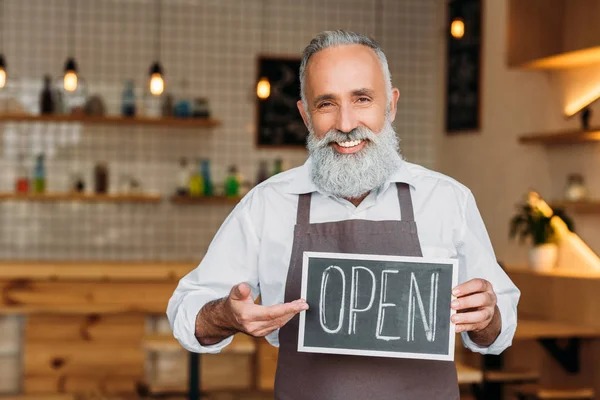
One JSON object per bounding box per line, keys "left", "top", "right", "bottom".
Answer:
{"left": 296, "top": 183, "right": 415, "bottom": 225}
{"left": 396, "top": 182, "right": 415, "bottom": 221}
{"left": 296, "top": 193, "right": 312, "bottom": 226}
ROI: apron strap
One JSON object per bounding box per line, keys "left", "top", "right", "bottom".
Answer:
{"left": 296, "top": 193, "right": 312, "bottom": 226}
{"left": 396, "top": 182, "right": 415, "bottom": 221}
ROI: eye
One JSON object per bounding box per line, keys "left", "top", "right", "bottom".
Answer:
{"left": 356, "top": 97, "right": 371, "bottom": 103}
{"left": 317, "top": 102, "right": 333, "bottom": 109}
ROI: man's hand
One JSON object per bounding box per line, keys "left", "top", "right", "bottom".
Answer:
{"left": 451, "top": 278, "right": 501, "bottom": 347}
{"left": 195, "top": 283, "right": 308, "bottom": 345}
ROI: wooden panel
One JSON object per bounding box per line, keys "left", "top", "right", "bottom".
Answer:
{"left": 563, "top": 0, "right": 600, "bottom": 53}
{"left": 24, "top": 374, "right": 137, "bottom": 394}
{"left": 0, "top": 113, "right": 220, "bottom": 128}
{"left": 143, "top": 333, "right": 256, "bottom": 354}
{"left": 256, "top": 340, "right": 278, "bottom": 391}
{"left": 518, "top": 128, "right": 600, "bottom": 145}
{"left": 0, "top": 262, "right": 193, "bottom": 282}
{"left": 26, "top": 315, "right": 145, "bottom": 342}
{"left": 0, "top": 280, "right": 175, "bottom": 314}
{"left": 507, "top": 0, "right": 565, "bottom": 66}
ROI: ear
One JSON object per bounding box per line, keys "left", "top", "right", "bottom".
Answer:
{"left": 297, "top": 100, "right": 310, "bottom": 129}
{"left": 387, "top": 88, "right": 400, "bottom": 122}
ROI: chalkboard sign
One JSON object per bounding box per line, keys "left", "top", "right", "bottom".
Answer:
{"left": 256, "top": 56, "right": 308, "bottom": 148}
{"left": 299, "top": 252, "right": 458, "bottom": 361}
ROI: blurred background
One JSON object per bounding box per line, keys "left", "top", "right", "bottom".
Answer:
{"left": 1, "top": 0, "right": 600, "bottom": 399}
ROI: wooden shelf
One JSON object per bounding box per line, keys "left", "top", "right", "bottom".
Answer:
{"left": 549, "top": 200, "right": 600, "bottom": 213}
{"left": 0, "top": 113, "right": 220, "bottom": 128}
{"left": 0, "top": 193, "right": 162, "bottom": 203}
{"left": 170, "top": 195, "right": 241, "bottom": 205}
{"left": 518, "top": 128, "right": 600, "bottom": 145}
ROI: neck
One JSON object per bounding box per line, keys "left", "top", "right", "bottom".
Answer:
{"left": 345, "top": 192, "right": 370, "bottom": 207}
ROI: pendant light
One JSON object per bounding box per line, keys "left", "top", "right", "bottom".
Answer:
{"left": 63, "top": 0, "right": 78, "bottom": 92}
{"left": 0, "top": 0, "right": 7, "bottom": 89}
{"left": 149, "top": 0, "right": 165, "bottom": 96}
{"left": 256, "top": 0, "right": 270, "bottom": 99}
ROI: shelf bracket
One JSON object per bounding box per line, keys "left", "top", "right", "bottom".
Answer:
{"left": 538, "top": 337, "right": 580, "bottom": 374}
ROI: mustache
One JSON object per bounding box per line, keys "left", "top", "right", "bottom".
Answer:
{"left": 312, "top": 126, "right": 379, "bottom": 148}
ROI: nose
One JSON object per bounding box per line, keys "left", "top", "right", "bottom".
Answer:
{"left": 335, "top": 102, "right": 359, "bottom": 134}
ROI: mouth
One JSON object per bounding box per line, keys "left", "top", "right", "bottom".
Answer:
{"left": 331, "top": 139, "right": 367, "bottom": 154}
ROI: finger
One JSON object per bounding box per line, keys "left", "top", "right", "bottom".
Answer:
{"left": 230, "top": 283, "right": 253, "bottom": 301}
{"left": 247, "top": 310, "right": 302, "bottom": 337}
{"left": 455, "top": 323, "right": 481, "bottom": 333}
{"left": 451, "top": 308, "right": 492, "bottom": 325}
{"left": 452, "top": 278, "right": 490, "bottom": 297}
{"left": 451, "top": 292, "right": 495, "bottom": 311}
{"left": 253, "top": 300, "right": 309, "bottom": 322}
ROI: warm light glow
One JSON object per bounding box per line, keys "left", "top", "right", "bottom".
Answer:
{"left": 450, "top": 18, "right": 465, "bottom": 39}
{"left": 150, "top": 73, "right": 164, "bottom": 96}
{"left": 520, "top": 46, "right": 600, "bottom": 70}
{"left": 0, "top": 69, "right": 5, "bottom": 89}
{"left": 564, "top": 81, "right": 600, "bottom": 117}
{"left": 64, "top": 70, "right": 78, "bottom": 92}
{"left": 256, "top": 77, "right": 270, "bottom": 99}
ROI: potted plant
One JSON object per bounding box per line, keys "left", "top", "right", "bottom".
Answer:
{"left": 509, "top": 202, "right": 574, "bottom": 271}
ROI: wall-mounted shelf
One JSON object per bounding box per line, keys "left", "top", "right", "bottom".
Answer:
{"left": 170, "top": 195, "right": 241, "bottom": 205}
{"left": 0, "top": 113, "right": 220, "bottom": 129}
{"left": 0, "top": 193, "right": 162, "bottom": 203}
{"left": 518, "top": 128, "right": 600, "bottom": 145}
{"left": 550, "top": 200, "right": 600, "bottom": 213}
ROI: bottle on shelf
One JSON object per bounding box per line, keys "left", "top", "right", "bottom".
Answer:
{"left": 188, "top": 159, "right": 204, "bottom": 196}
{"left": 272, "top": 158, "right": 283, "bottom": 177}
{"left": 33, "top": 154, "right": 46, "bottom": 194}
{"left": 201, "top": 159, "right": 213, "bottom": 196}
{"left": 40, "top": 75, "right": 55, "bottom": 115}
{"left": 173, "top": 79, "right": 191, "bottom": 119}
{"left": 121, "top": 79, "right": 136, "bottom": 117}
{"left": 257, "top": 160, "right": 269, "bottom": 185}
{"left": 15, "top": 154, "right": 29, "bottom": 194}
{"left": 94, "top": 162, "right": 109, "bottom": 194}
{"left": 224, "top": 165, "right": 240, "bottom": 198}
{"left": 176, "top": 158, "right": 190, "bottom": 196}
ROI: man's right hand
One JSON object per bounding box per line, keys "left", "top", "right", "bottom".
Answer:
{"left": 195, "top": 283, "right": 309, "bottom": 345}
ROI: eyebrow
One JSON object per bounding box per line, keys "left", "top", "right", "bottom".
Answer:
{"left": 312, "top": 88, "right": 376, "bottom": 107}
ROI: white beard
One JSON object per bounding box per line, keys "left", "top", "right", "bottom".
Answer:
{"left": 306, "top": 118, "right": 402, "bottom": 199}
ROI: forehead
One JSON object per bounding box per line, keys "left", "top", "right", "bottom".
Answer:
{"left": 304, "top": 44, "right": 385, "bottom": 97}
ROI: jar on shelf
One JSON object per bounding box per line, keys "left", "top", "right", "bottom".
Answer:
{"left": 565, "top": 173, "right": 586, "bottom": 202}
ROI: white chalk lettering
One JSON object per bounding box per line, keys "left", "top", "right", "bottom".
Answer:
{"left": 375, "top": 269, "right": 401, "bottom": 341}
{"left": 407, "top": 272, "right": 439, "bottom": 342}
{"left": 348, "top": 266, "right": 376, "bottom": 335}
{"left": 319, "top": 265, "right": 346, "bottom": 334}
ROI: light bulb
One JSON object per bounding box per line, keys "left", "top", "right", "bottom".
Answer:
{"left": 150, "top": 73, "right": 164, "bottom": 96}
{"left": 257, "top": 77, "right": 270, "bottom": 99}
{"left": 0, "top": 68, "right": 6, "bottom": 89}
{"left": 64, "top": 70, "right": 78, "bottom": 92}
{"left": 451, "top": 18, "right": 465, "bottom": 39}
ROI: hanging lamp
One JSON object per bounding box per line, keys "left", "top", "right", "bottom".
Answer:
{"left": 256, "top": 0, "right": 270, "bottom": 99}
{"left": 149, "top": 0, "right": 165, "bottom": 96}
{"left": 0, "top": 0, "right": 7, "bottom": 89}
{"left": 63, "top": 0, "right": 78, "bottom": 92}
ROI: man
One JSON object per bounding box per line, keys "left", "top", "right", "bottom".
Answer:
{"left": 167, "top": 30, "right": 520, "bottom": 399}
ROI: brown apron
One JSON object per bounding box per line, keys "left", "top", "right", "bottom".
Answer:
{"left": 274, "top": 183, "right": 459, "bottom": 400}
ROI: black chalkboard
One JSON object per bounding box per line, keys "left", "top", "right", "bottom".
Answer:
{"left": 299, "top": 252, "right": 458, "bottom": 361}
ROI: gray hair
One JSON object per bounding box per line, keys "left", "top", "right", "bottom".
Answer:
{"left": 299, "top": 30, "right": 393, "bottom": 110}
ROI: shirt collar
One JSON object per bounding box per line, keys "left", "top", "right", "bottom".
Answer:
{"left": 283, "top": 156, "right": 415, "bottom": 195}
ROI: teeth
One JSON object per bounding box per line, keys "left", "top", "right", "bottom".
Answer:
{"left": 337, "top": 139, "right": 363, "bottom": 148}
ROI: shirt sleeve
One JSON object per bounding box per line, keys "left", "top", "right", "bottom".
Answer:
{"left": 166, "top": 200, "right": 261, "bottom": 354}
{"left": 455, "top": 191, "right": 521, "bottom": 355}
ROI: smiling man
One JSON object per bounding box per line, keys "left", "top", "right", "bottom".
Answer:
{"left": 167, "top": 30, "right": 520, "bottom": 399}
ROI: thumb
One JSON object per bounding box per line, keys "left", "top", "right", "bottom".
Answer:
{"left": 230, "top": 282, "right": 253, "bottom": 302}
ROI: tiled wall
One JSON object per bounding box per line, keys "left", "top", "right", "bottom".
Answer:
{"left": 0, "top": 0, "right": 439, "bottom": 261}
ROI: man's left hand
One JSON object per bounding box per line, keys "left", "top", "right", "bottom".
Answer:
{"left": 451, "top": 278, "right": 499, "bottom": 338}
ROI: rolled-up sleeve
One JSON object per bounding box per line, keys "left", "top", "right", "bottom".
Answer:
{"left": 166, "top": 200, "right": 260, "bottom": 353}
{"left": 456, "top": 191, "right": 521, "bottom": 355}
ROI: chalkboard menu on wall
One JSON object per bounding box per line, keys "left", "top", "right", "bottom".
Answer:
{"left": 256, "top": 56, "right": 308, "bottom": 147}
{"left": 299, "top": 252, "right": 458, "bottom": 361}
{"left": 446, "top": 0, "right": 482, "bottom": 133}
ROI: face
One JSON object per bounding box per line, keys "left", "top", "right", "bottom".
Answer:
{"left": 299, "top": 45, "right": 403, "bottom": 199}
{"left": 298, "top": 44, "right": 400, "bottom": 152}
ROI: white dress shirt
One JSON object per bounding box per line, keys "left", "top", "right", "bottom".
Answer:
{"left": 167, "top": 157, "right": 520, "bottom": 355}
